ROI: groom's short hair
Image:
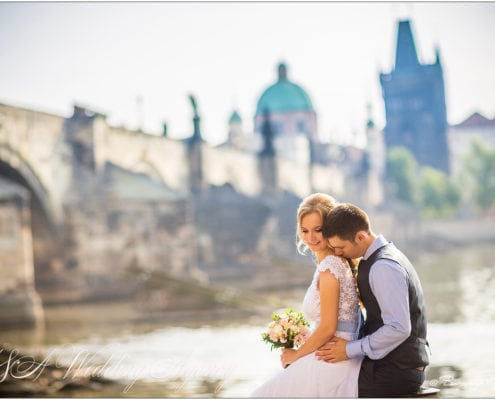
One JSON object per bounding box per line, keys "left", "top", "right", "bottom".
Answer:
{"left": 322, "top": 203, "right": 370, "bottom": 241}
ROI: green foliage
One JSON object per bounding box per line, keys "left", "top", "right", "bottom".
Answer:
{"left": 386, "top": 146, "right": 462, "bottom": 219}
{"left": 386, "top": 147, "right": 418, "bottom": 205}
{"left": 418, "top": 167, "right": 461, "bottom": 218}
{"left": 462, "top": 137, "right": 495, "bottom": 212}
{"left": 385, "top": 139, "right": 495, "bottom": 218}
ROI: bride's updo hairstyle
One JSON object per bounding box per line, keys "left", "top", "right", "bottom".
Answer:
{"left": 296, "top": 192, "right": 338, "bottom": 255}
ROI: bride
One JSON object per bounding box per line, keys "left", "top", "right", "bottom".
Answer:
{"left": 251, "top": 193, "right": 363, "bottom": 398}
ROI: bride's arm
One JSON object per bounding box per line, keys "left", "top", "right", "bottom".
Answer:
{"left": 282, "top": 270, "right": 339, "bottom": 366}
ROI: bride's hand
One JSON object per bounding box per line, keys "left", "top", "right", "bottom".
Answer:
{"left": 281, "top": 348, "right": 298, "bottom": 368}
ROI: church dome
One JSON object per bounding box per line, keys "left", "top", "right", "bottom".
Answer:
{"left": 255, "top": 63, "right": 314, "bottom": 115}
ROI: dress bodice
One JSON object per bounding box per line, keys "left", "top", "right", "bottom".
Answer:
{"left": 302, "top": 255, "right": 360, "bottom": 338}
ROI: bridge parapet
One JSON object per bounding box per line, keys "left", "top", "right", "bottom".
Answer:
{"left": 203, "top": 145, "right": 262, "bottom": 196}
{"left": 93, "top": 120, "right": 189, "bottom": 195}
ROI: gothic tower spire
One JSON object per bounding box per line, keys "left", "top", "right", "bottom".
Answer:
{"left": 395, "top": 20, "right": 420, "bottom": 71}
{"left": 380, "top": 18, "right": 449, "bottom": 174}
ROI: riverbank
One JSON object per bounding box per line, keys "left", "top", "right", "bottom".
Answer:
{"left": 419, "top": 216, "right": 495, "bottom": 248}
{"left": 1, "top": 234, "right": 493, "bottom": 397}
{"left": 4, "top": 320, "right": 489, "bottom": 398}
{"left": 0, "top": 345, "right": 116, "bottom": 396}
{"left": 371, "top": 213, "right": 495, "bottom": 255}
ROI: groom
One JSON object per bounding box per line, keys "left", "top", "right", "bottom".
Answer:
{"left": 316, "top": 203, "right": 429, "bottom": 397}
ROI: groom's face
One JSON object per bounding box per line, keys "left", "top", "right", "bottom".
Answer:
{"left": 328, "top": 235, "right": 362, "bottom": 259}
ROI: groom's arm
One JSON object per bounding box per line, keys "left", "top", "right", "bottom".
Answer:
{"left": 347, "top": 260, "right": 410, "bottom": 360}
{"left": 317, "top": 260, "right": 410, "bottom": 363}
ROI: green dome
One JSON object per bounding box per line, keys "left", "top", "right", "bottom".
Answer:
{"left": 256, "top": 63, "right": 314, "bottom": 115}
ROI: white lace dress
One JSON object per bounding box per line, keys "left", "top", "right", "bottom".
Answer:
{"left": 252, "top": 255, "right": 363, "bottom": 398}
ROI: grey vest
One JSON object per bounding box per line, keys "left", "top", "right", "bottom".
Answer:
{"left": 358, "top": 242, "right": 429, "bottom": 369}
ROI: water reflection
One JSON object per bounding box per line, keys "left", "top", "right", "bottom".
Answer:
{"left": 35, "top": 379, "right": 226, "bottom": 398}
{"left": 7, "top": 321, "right": 492, "bottom": 398}
{"left": 1, "top": 244, "right": 495, "bottom": 397}
{"left": 460, "top": 262, "right": 495, "bottom": 322}
{"left": 414, "top": 244, "right": 493, "bottom": 323}
{"left": 425, "top": 365, "right": 463, "bottom": 398}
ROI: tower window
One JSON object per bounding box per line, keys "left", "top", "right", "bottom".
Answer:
{"left": 296, "top": 120, "right": 306, "bottom": 133}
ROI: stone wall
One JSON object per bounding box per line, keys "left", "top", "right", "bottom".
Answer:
{"left": 0, "top": 101, "right": 354, "bottom": 223}
{"left": 93, "top": 119, "right": 189, "bottom": 195}
{"left": 37, "top": 196, "right": 197, "bottom": 304}
{"left": 203, "top": 144, "right": 341, "bottom": 200}
{"left": 0, "top": 103, "right": 72, "bottom": 224}
{"left": 203, "top": 146, "right": 262, "bottom": 196}
{"left": 0, "top": 101, "right": 364, "bottom": 311}
{"left": 190, "top": 184, "right": 306, "bottom": 284}
{"left": 36, "top": 159, "right": 201, "bottom": 304}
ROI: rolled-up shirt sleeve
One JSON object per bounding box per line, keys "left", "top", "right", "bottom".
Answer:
{"left": 347, "top": 259, "right": 411, "bottom": 360}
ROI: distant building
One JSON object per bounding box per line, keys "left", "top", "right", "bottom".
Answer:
{"left": 365, "top": 104, "right": 386, "bottom": 207}
{"left": 380, "top": 20, "right": 450, "bottom": 174}
{"left": 448, "top": 112, "right": 495, "bottom": 176}
{"left": 226, "top": 110, "right": 245, "bottom": 150}
{"left": 253, "top": 62, "right": 317, "bottom": 164}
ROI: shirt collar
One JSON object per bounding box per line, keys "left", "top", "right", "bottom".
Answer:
{"left": 363, "top": 234, "right": 387, "bottom": 260}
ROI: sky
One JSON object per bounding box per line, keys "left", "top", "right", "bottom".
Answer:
{"left": 1, "top": 1, "right": 494, "bottom": 147}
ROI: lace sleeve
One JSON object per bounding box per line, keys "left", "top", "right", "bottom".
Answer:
{"left": 317, "top": 255, "right": 348, "bottom": 281}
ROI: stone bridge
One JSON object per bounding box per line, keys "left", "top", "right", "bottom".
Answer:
{"left": 0, "top": 101, "right": 368, "bottom": 328}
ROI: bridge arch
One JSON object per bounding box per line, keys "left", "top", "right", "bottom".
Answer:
{"left": 0, "top": 145, "right": 57, "bottom": 230}
{"left": 130, "top": 159, "right": 166, "bottom": 183}
{"left": 0, "top": 145, "right": 62, "bottom": 288}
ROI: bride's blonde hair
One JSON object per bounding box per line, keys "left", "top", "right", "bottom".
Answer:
{"left": 296, "top": 193, "right": 338, "bottom": 255}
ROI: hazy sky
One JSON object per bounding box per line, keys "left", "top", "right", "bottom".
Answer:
{"left": 1, "top": 1, "right": 494, "bottom": 146}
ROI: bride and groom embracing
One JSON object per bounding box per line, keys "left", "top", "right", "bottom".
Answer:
{"left": 252, "top": 193, "right": 430, "bottom": 398}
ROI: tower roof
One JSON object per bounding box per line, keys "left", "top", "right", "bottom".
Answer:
{"left": 453, "top": 112, "right": 495, "bottom": 128}
{"left": 395, "top": 20, "right": 420, "bottom": 71}
{"left": 255, "top": 62, "right": 314, "bottom": 115}
{"left": 229, "top": 110, "right": 242, "bottom": 124}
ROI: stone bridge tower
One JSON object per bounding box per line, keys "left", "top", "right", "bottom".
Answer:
{"left": 380, "top": 19, "right": 449, "bottom": 174}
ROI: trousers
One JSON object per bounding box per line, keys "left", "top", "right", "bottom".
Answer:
{"left": 358, "top": 357, "right": 425, "bottom": 398}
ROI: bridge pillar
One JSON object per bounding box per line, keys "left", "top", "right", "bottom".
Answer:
{"left": 0, "top": 178, "right": 44, "bottom": 328}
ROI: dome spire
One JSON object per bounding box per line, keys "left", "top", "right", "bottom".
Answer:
{"left": 277, "top": 62, "right": 287, "bottom": 81}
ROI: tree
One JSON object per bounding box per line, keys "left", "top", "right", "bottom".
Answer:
{"left": 386, "top": 147, "right": 418, "bottom": 205}
{"left": 419, "top": 167, "right": 461, "bottom": 218}
{"left": 462, "top": 137, "right": 495, "bottom": 212}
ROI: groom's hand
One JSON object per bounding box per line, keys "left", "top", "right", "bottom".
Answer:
{"left": 315, "top": 337, "right": 349, "bottom": 363}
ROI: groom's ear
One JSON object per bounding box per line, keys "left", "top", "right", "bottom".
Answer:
{"left": 355, "top": 231, "right": 367, "bottom": 244}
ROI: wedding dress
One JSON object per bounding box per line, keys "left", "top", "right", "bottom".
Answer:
{"left": 252, "top": 255, "right": 363, "bottom": 398}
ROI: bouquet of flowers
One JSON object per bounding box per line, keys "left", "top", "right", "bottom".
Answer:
{"left": 261, "top": 308, "right": 310, "bottom": 351}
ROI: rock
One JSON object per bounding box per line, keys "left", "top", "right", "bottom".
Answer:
{"left": 0, "top": 345, "right": 115, "bottom": 395}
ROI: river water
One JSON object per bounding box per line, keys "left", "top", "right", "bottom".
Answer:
{"left": 2, "top": 243, "right": 495, "bottom": 398}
